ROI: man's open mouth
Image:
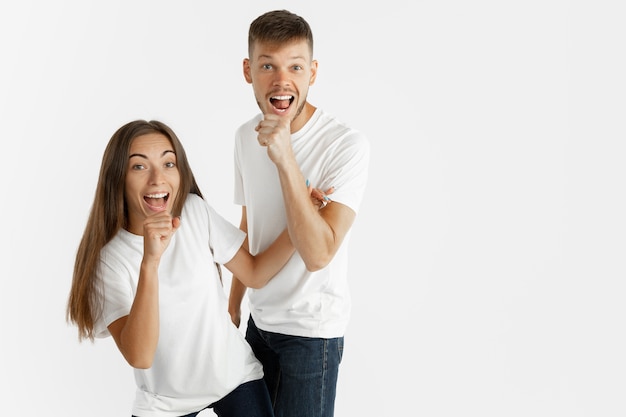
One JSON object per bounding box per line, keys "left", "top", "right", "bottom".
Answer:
{"left": 270, "top": 95, "right": 294, "bottom": 111}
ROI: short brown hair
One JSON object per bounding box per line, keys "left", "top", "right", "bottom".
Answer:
{"left": 248, "top": 9, "right": 314, "bottom": 57}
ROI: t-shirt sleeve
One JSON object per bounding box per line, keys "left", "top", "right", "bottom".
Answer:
{"left": 324, "top": 131, "right": 370, "bottom": 214}
{"left": 206, "top": 202, "right": 246, "bottom": 265}
{"left": 94, "top": 257, "right": 134, "bottom": 338}
{"left": 233, "top": 126, "right": 245, "bottom": 207}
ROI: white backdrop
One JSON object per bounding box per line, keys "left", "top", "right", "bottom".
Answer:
{"left": 1, "top": 1, "right": 625, "bottom": 416}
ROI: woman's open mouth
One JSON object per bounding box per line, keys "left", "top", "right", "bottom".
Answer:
{"left": 144, "top": 192, "right": 169, "bottom": 210}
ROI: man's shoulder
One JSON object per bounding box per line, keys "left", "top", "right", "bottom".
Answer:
{"left": 313, "top": 109, "right": 368, "bottom": 146}
{"left": 236, "top": 113, "right": 263, "bottom": 133}
{"left": 315, "top": 109, "right": 359, "bottom": 133}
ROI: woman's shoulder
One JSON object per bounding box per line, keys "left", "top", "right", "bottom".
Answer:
{"left": 185, "top": 192, "right": 204, "bottom": 206}
{"left": 181, "top": 193, "right": 210, "bottom": 221}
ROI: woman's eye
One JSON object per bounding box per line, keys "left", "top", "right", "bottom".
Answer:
{"left": 165, "top": 162, "right": 176, "bottom": 168}
{"left": 132, "top": 164, "right": 145, "bottom": 170}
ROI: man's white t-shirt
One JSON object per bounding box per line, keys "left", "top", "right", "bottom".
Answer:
{"left": 234, "top": 108, "right": 370, "bottom": 338}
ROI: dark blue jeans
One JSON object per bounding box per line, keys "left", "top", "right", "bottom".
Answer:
{"left": 245, "top": 316, "right": 344, "bottom": 417}
{"left": 133, "top": 379, "right": 274, "bottom": 417}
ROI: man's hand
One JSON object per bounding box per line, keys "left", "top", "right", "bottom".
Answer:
{"left": 255, "top": 114, "right": 294, "bottom": 167}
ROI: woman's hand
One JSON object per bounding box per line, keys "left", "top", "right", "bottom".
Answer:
{"left": 142, "top": 211, "right": 181, "bottom": 263}
{"left": 307, "top": 182, "right": 335, "bottom": 210}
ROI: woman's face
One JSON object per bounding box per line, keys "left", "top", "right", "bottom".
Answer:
{"left": 124, "top": 133, "right": 180, "bottom": 235}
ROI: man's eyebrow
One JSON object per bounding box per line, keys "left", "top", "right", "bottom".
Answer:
{"left": 257, "top": 54, "right": 306, "bottom": 60}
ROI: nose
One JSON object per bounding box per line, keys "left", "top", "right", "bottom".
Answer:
{"left": 149, "top": 167, "right": 165, "bottom": 184}
{"left": 272, "top": 68, "right": 291, "bottom": 87}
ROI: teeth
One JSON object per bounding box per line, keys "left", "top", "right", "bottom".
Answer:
{"left": 146, "top": 193, "right": 168, "bottom": 198}
{"left": 271, "top": 95, "right": 293, "bottom": 100}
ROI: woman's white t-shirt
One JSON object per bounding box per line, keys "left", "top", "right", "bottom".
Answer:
{"left": 94, "top": 194, "right": 262, "bottom": 417}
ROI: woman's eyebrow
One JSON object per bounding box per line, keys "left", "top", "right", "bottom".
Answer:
{"left": 129, "top": 150, "right": 175, "bottom": 159}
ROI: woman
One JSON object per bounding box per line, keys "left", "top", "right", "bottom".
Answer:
{"left": 66, "top": 120, "right": 327, "bottom": 417}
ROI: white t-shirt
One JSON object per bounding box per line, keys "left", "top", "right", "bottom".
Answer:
{"left": 234, "top": 108, "right": 370, "bottom": 338}
{"left": 94, "top": 194, "right": 262, "bottom": 417}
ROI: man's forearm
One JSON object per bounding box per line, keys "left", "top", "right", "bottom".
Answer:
{"left": 276, "top": 161, "right": 336, "bottom": 271}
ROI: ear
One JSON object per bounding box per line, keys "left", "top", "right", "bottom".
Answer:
{"left": 243, "top": 58, "right": 252, "bottom": 84}
{"left": 309, "top": 59, "right": 318, "bottom": 86}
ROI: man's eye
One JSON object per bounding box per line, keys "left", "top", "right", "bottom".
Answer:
{"left": 293, "top": 65, "right": 302, "bottom": 71}
{"left": 263, "top": 64, "right": 272, "bottom": 70}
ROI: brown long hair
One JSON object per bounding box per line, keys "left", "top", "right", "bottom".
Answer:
{"left": 66, "top": 120, "right": 202, "bottom": 341}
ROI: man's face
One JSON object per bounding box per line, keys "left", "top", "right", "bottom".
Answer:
{"left": 244, "top": 39, "right": 317, "bottom": 132}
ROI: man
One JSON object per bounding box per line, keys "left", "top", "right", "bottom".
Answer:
{"left": 228, "top": 9, "right": 370, "bottom": 417}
